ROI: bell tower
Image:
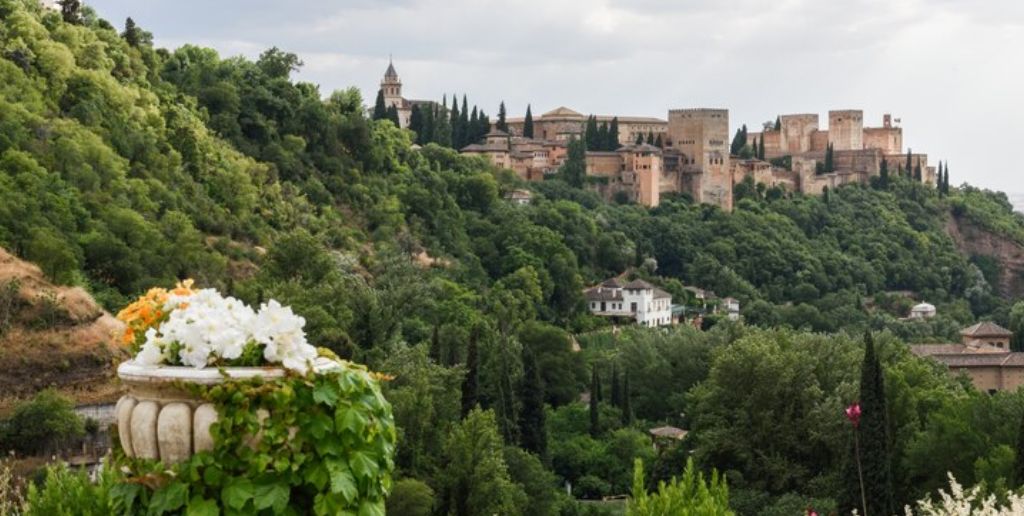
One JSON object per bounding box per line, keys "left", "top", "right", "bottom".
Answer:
{"left": 381, "top": 56, "right": 403, "bottom": 109}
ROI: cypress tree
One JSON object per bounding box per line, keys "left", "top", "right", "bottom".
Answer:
{"left": 421, "top": 105, "right": 434, "bottom": 145}
{"left": 609, "top": 117, "right": 620, "bottom": 150}
{"left": 774, "top": 116, "right": 781, "bottom": 131}
{"left": 524, "top": 104, "right": 534, "bottom": 138}
{"left": 1014, "top": 410, "right": 1024, "bottom": 486}
{"left": 449, "top": 94, "right": 461, "bottom": 148}
{"left": 589, "top": 366, "right": 600, "bottom": 436}
{"left": 635, "top": 133, "right": 644, "bottom": 144}
{"left": 622, "top": 371, "right": 633, "bottom": 425}
{"left": 584, "top": 116, "right": 599, "bottom": 150}
{"left": 824, "top": 143, "right": 835, "bottom": 172}
{"left": 905, "top": 148, "right": 913, "bottom": 174}
{"left": 386, "top": 105, "right": 400, "bottom": 127}
{"left": 610, "top": 364, "right": 621, "bottom": 409}
{"left": 123, "top": 17, "right": 140, "bottom": 47}
{"left": 654, "top": 134, "right": 663, "bottom": 148}
{"left": 597, "top": 122, "right": 610, "bottom": 151}
{"left": 459, "top": 95, "right": 469, "bottom": 146}
{"left": 372, "top": 89, "right": 387, "bottom": 120}
{"left": 646, "top": 131, "right": 655, "bottom": 145}
{"left": 842, "top": 332, "right": 895, "bottom": 515}
{"left": 561, "top": 138, "right": 586, "bottom": 188}
{"left": 758, "top": 134, "right": 766, "bottom": 159}
{"left": 478, "top": 111, "right": 490, "bottom": 141}
{"left": 879, "top": 157, "right": 889, "bottom": 188}
{"left": 461, "top": 329, "right": 479, "bottom": 417}
{"left": 497, "top": 101, "right": 508, "bottom": 132}
{"left": 594, "top": 364, "right": 603, "bottom": 403}
{"left": 409, "top": 105, "right": 424, "bottom": 144}
{"left": 914, "top": 161, "right": 922, "bottom": 182}
{"left": 730, "top": 125, "right": 748, "bottom": 155}
{"left": 57, "top": 0, "right": 81, "bottom": 24}
{"left": 518, "top": 348, "right": 547, "bottom": 458}
{"left": 943, "top": 163, "right": 951, "bottom": 193}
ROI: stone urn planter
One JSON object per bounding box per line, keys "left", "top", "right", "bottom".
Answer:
{"left": 115, "top": 359, "right": 338, "bottom": 464}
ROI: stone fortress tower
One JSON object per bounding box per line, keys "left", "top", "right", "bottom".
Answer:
{"left": 666, "top": 109, "right": 732, "bottom": 211}
{"left": 827, "top": 110, "right": 864, "bottom": 151}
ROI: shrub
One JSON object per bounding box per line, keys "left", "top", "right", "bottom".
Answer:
{"left": 23, "top": 463, "right": 119, "bottom": 516}
{"left": 0, "top": 389, "right": 83, "bottom": 455}
{"left": 386, "top": 478, "right": 434, "bottom": 516}
{"left": 626, "top": 458, "right": 732, "bottom": 516}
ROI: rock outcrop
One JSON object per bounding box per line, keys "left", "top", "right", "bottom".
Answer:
{"left": 946, "top": 216, "right": 1024, "bottom": 299}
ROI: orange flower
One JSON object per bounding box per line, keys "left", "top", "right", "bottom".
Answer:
{"left": 115, "top": 280, "right": 197, "bottom": 348}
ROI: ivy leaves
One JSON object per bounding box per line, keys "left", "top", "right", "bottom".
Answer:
{"left": 110, "top": 362, "right": 395, "bottom": 515}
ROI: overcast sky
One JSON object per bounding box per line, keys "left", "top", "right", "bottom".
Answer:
{"left": 89, "top": 0, "right": 1022, "bottom": 196}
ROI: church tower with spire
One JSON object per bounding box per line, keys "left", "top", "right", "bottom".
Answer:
{"left": 381, "top": 57, "right": 403, "bottom": 112}
{"left": 377, "top": 57, "right": 435, "bottom": 129}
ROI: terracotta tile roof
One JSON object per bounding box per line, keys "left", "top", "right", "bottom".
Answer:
{"left": 624, "top": 279, "right": 656, "bottom": 290}
{"left": 961, "top": 321, "right": 1013, "bottom": 337}
{"left": 584, "top": 287, "right": 623, "bottom": 302}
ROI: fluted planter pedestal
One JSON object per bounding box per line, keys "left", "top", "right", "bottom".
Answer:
{"left": 115, "top": 361, "right": 291, "bottom": 464}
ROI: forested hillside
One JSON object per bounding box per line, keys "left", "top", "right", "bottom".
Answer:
{"left": 3, "top": 0, "right": 1024, "bottom": 513}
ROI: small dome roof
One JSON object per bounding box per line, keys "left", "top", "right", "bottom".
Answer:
{"left": 912, "top": 302, "right": 936, "bottom": 311}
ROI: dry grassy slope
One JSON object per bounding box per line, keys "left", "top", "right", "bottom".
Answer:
{"left": 946, "top": 216, "right": 1024, "bottom": 299}
{"left": 0, "top": 247, "right": 126, "bottom": 415}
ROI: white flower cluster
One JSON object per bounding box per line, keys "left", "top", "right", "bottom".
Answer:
{"left": 135, "top": 289, "right": 318, "bottom": 373}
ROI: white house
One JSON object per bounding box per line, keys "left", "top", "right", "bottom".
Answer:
{"left": 910, "top": 302, "right": 937, "bottom": 319}
{"left": 584, "top": 278, "right": 673, "bottom": 327}
{"left": 722, "top": 297, "right": 741, "bottom": 321}
{"left": 505, "top": 189, "right": 533, "bottom": 206}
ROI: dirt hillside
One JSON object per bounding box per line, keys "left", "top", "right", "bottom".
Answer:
{"left": 0, "top": 247, "right": 126, "bottom": 414}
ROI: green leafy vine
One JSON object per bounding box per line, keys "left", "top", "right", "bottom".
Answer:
{"left": 110, "top": 360, "right": 396, "bottom": 515}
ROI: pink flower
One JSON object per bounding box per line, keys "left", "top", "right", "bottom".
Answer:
{"left": 806, "top": 509, "right": 818, "bottom": 516}
{"left": 845, "top": 403, "right": 861, "bottom": 428}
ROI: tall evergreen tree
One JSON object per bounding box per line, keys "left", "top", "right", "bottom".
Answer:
{"left": 561, "top": 138, "right": 587, "bottom": 188}
{"left": 594, "top": 364, "right": 603, "bottom": 403}
{"left": 730, "top": 125, "right": 748, "bottom": 155}
{"left": 459, "top": 95, "right": 469, "bottom": 147}
{"left": 469, "top": 105, "right": 478, "bottom": 131}
{"left": 654, "top": 134, "right": 663, "bottom": 148}
{"left": 609, "top": 117, "right": 620, "bottom": 150}
{"left": 597, "top": 122, "right": 610, "bottom": 151}
{"left": 646, "top": 131, "right": 655, "bottom": 145}
{"left": 497, "top": 101, "right": 508, "bottom": 132}
{"left": 905, "top": 148, "right": 913, "bottom": 175}
{"left": 372, "top": 89, "right": 387, "bottom": 120}
{"left": 943, "top": 163, "right": 951, "bottom": 193}
{"left": 589, "top": 366, "right": 600, "bottom": 437}
{"left": 386, "top": 105, "right": 400, "bottom": 127}
{"left": 879, "top": 157, "right": 889, "bottom": 188}
{"left": 842, "top": 332, "right": 895, "bottom": 515}
{"left": 461, "top": 329, "right": 479, "bottom": 417}
{"left": 914, "top": 162, "right": 922, "bottom": 182}
{"left": 449, "top": 94, "right": 461, "bottom": 148}
{"left": 523, "top": 104, "right": 534, "bottom": 138}
{"left": 409, "top": 105, "right": 424, "bottom": 144}
{"left": 1014, "top": 410, "right": 1024, "bottom": 486}
{"left": 824, "top": 143, "right": 835, "bottom": 172}
{"left": 435, "top": 104, "right": 452, "bottom": 147}
{"left": 610, "top": 364, "right": 621, "bottom": 409}
{"left": 622, "top": 371, "right": 633, "bottom": 425}
{"left": 758, "top": 134, "right": 766, "bottom": 159}
{"left": 123, "top": 17, "right": 140, "bottom": 47}
{"left": 421, "top": 105, "right": 435, "bottom": 145}
{"left": 518, "top": 348, "right": 547, "bottom": 458}
{"left": 584, "top": 116, "right": 600, "bottom": 151}
{"left": 57, "top": 0, "right": 81, "bottom": 24}
{"left": 635, "top": 133, "right": 644, "bottom": 144}
{"left": 774, "top": 116, "right": 782, "bottom": 131}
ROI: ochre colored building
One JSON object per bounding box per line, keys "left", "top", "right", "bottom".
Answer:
{"left": 911, "top": 323, "right": 1020, "bottom": 393}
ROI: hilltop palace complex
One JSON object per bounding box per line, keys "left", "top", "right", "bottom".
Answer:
{"left": 379, "top": 62, "right": 935, "bottom": 211}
